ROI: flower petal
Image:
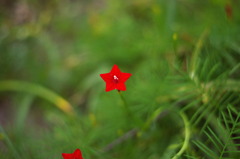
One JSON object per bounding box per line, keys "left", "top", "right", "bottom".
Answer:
{"left": 100, "top": 73, "right": 112, "bottom": 83}
{"left": 116, "top": 82, "right": 126, "bottom": 91}
{"left": 110, "top": 64, "right": 121, "bottom": 74}
{"left": 62, "top": 153, "right": 73, "bottom": 159}
{"left": 106, "top": 82, "right": 116, "bottom": 92}
{"left": 120, "top": 73, "right": 132, "bottom": 82}
{"left": 73, "top": 149, "right": 83, "bottom": 159}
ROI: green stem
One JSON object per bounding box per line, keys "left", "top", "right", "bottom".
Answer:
{"left": 172, "top": 112, "right": 191, "bottom": 159}
{"left": 0, "top": 125, "right": 21, "bottom": 159}
{"left": 118, "top": 90, "right": 132, "bottom": 116}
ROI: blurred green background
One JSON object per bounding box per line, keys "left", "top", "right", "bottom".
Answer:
{"left": 0, "top": 0, "right": 240, "bottom": 158}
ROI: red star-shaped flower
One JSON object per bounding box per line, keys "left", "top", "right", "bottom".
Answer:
{"left": 62, "top": 149, "right": 83, "bottom": 159}
{"left": 100, "top": 64, "right": 132, "bottom": 92}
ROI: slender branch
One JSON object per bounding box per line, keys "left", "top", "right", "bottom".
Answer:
{"left": 101, "top": 128, "right": 138, "bottom": 152}
{"left": 101, "top": 109, "right": 171, "bottom": 152}
{"left": 172, "top": 112, "right": 191, "bottom": 159}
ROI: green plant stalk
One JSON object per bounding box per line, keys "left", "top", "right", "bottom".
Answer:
{"left": 141, "top": 107, "right": 191, "bottom": 158}
{"left": 0, "top": 125, "right": 21, "bottom": 159}
{"left": 0, "top": 80, "right": 75, "bottom": 116}
{"left": 172, "top": 112, "right": 191, "bottom": 159}
{"left": 117, "top": 90, "right": 132, "bottom": 119}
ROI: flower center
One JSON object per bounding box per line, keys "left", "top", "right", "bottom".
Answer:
{"left": 113, "top": 75, "right": 119, "bottom": 83}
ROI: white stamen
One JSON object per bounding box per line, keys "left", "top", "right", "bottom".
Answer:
{"left": 113, "top": 75, "right": 118, "bottom": 80}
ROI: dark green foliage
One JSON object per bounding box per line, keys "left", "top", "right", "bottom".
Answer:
{"left": 0, "top": 0, "right": 240, "bottom": 159}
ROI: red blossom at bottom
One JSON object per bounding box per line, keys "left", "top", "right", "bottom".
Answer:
{"left": 62, "top": 149, "right": 83, "bottom": 159}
